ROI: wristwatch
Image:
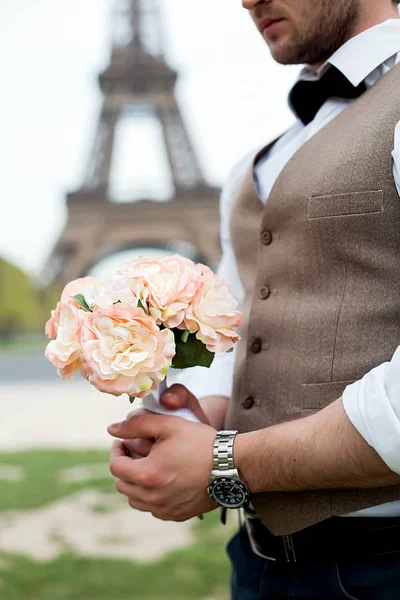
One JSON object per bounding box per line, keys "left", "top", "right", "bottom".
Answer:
{"left": 207, "top": 430, "right": 250, "bottom": 509}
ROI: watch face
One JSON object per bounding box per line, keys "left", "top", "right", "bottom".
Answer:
{"left": 208, "top": 477, "right": 249, "bottom": 509}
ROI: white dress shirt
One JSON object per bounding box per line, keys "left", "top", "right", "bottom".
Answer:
{"left": 173, "top": 19, "right": 400, "bottom": 517}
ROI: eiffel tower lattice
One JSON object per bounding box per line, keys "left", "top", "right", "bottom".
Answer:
{"left": 43, "top": 0, "right": 221, "bottom": 286}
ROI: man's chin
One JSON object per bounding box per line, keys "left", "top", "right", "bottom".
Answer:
{"left": 268, "top": 44, "right": 307, "bottom": 66}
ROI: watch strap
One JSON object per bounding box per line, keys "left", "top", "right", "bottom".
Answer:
{"left": 213, "top": 430, "right": 239, "bottom": 472}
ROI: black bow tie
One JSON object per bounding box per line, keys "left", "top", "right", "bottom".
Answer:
{"left": 289, "top": 65, "right": 367, "bottom": 126}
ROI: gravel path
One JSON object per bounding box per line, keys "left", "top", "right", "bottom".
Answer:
{"left": 0, "top": 379, "right": 134, "bottom": 450}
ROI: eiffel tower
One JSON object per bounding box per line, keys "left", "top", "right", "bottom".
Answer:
{"left": 43, "top": 0, "right": 221, "bottom": 286}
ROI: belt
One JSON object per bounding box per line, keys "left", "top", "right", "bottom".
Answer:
{"left": 244, "top": 510, "right": 400, "bottom": 564}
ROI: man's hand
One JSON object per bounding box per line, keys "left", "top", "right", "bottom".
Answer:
{"left": 122, "top": 384, "right": 228, "bottom": 459}
{"left": 108, "top": 413, "right": 218, "bottom": 521}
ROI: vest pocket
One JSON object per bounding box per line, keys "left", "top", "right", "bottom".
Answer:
{"left": 307, "top": 190, "right": 383, "bottom": 219}
{"left": 301, "top": 381, "right": 356, "bottom": 410}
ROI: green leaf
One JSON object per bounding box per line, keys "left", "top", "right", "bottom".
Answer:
{"left": 137, "top": 300, "right": 146, "bottom": 312}
{"left": 181, "top": 330, "right": 190, "bottom": 343}
{"left": 129, "top": 396, "right": 136, "bottom": 404}
{"left": 72, "top": 294, "right": 92, "bottom": 312}
{"left": 226, "top": 348, "right": 234, "bottom": 353}
{"left": 172, "top": 331, "right": 214, "bottom": 369}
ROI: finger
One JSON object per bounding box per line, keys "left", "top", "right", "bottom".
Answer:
{"left": 110, "top": 441, "right": 137, "bottom": 477}
{"left": 127, "top": 498, "right": 177, "bottom": 521}
{"left": 160, "top": 384, "right": 210, "bottom": 425}
{"left": 128, "top": 496, "right": 155, "bottom": 513}
{"left": 110, "top": 440, "right": 128, "bottom": 458}
{"left": 123, "top": 438, "right": 153, "bottom": 458}
{"left": 109, "top": 452, "right": 159, "bottom": 487}
{"left": 108, "top": 412, "right": 175, "bottom": 440}
{"left": 115, "top": 478, "right": 167, "bottom": 511}
{"left": 115, "top": 478, "right": 152, "bottom": 503}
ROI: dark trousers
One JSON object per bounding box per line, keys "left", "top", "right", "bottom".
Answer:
{"left": 227, "top": 526, "right": 400, "bottom": 599}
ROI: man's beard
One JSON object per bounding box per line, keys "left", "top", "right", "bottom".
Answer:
{"left": 274, "top": 0, "right": 361, "bottom": 65}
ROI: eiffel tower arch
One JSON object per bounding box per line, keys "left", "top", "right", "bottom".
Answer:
{"left": 43, "top": 0, "right": 221, "bottom": 286}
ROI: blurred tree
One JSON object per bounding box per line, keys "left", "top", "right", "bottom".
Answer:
{"left": 0, "top": 258, "right": 61, "bottom": 338}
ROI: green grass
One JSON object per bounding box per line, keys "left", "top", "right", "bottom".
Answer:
{"left": 0, "top": 450, "right": 113, "bottom": 511}
{"left": 0, "top": 450, "right": 234, "bottom": 600}
{"left": 0, "top": 511, "right": 232, "bottom": 600}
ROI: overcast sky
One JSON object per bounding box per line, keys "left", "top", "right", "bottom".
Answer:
{"left": 0, "top": 0, "right": 300, "bottom": 277}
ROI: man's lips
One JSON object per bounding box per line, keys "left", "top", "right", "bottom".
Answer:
{"left": 258, "top": 17, "right": 285, "bottom": 33}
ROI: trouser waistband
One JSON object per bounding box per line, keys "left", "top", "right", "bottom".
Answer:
{"left": 244, "top": 511, "right": 400, "bottom": 564}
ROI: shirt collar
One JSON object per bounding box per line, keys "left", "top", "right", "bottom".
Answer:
{"left": 299, "top": 19, "right": 400, "bottom": 87}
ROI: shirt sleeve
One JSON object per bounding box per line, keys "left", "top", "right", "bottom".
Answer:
{"left": 167, "top": 155, "right": 251, "bottom": 400}
{"left": 392, "top": 121, "right": 400, "bottom": 196}
{"left": 342, "top": 346, "right": 400, "bottom": 475}
{"left": 341, "top": 121, "right": 400, "bottom": 473}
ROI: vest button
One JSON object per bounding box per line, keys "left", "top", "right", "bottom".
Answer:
{"left": 243, "top": 396, "right": 255, "bottom": 410}
{"left": 260, "top": 229, "right": 273, "bottom": 245}
{"left": 251, "top": 338, "right": 262, "bottom": 353}
{"left": 259, "top": 285, "right": 271, "bottom": 300}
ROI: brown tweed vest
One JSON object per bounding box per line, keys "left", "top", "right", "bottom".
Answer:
{"left": 225, "top": 63, "right": 400, "bottom": 536}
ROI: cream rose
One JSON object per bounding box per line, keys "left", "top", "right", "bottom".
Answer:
{"left": 83, "top": 275, "right": 147, "bottom": 311}
{"left": 79, "top": 304, "right": 175, "bottom": 398}
{"left": 45, "top": 301, "right": 82, "bottom": 379}
{"left": 119, "top": 255, "right": 201, "bottom": 329}
{"left": 184, "top": 277, "right": 244, "bottom": 353}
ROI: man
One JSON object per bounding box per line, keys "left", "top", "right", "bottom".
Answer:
{"left": 108, "top": 0, "right": 400, "bottom": 597}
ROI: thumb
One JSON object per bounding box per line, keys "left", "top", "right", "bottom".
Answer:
{"left": 108, "top": 412, "right": 171, "bottom": 440}
{"left": 160, "top": 384, "right": 210, "bottom": 425}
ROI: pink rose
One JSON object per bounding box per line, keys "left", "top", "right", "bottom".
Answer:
{"left": 61, "top": 277, "right": 97, "bottom": 304}
{"left": 45, "top": 301, "right": 82, "bottom": 379}
{"left": 45, "top": 302, "right": 61, "bottom": 340}
{"left": 79, "top": 304, "right": 175, "bottom": 398}
{"left": 119, "top": 255, "right": 201, "bottom": 329}
{"left": 195, "top": 263, "right": 215, "bottom": 281}
{"left": 84, "top": 275, "right": 146, "bottom": 310}
{"left": 184, "top": 277, "right": 244, "bottom": 353}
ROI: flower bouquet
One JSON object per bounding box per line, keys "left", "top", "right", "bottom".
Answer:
{"left": 45, "top": 255, "right": 244, "bottom": 422}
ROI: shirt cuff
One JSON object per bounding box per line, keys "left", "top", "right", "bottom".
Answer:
{"left": 165, "top": 349, "right": 236, "bottom": 400}
{"left": 342, "top": 358, "right": 400, "bottom": 475}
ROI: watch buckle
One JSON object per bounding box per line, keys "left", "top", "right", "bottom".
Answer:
{"left": 211, "top": 469, "right": 238, "bottom": 479}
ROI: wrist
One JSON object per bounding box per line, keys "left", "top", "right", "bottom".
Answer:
{"left": 200, "top": 396, "right": 229, "bottom": 430}
{"left": 234, "top": 431, "right": 261, "bottom": 494}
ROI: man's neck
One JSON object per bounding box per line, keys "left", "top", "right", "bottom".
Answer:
{"left": 351, "top": 5, "right": 399, "bottom": 38}
{"left": 310, "top": 10, "right": 400, "bottom": 69}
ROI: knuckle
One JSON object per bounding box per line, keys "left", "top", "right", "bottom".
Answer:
{"left": 151, "top": 508, "right": 172, "bottom": 521}
{"left": 151, "top": 512, "right": 165, "bottom": 521}
{"left": 136, "top": 468, "right": 159, "bottom": 488}
{"left": 128, "top": 497, "right": 144, "bottom": 512}
{"left": 115, "top": 479, "right": 125, "bottom": 494}
{"left": 147, "top": 493, "right": 165, "bottom": 507}
{"left": 151, "top": 508, "right": 185, "bottom": 522}
{"left": 174, "top": 514, "right": 187, "bottom": 523}
{"left": 109, "top": 458, "right": 120, "bottom": 478}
